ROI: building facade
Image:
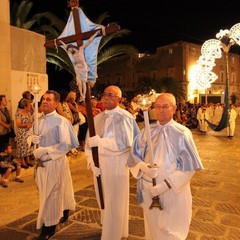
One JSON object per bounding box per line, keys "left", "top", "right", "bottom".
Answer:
{"left": 97, "top": 41, "right": 240, "bottom": 104}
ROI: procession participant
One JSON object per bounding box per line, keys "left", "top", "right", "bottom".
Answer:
{"left": 28, "top": 90, "right": 79, "bottom": 240}
{"left": 85, "top": 85, "right": 139, "bottom": 240}
{"left": 130, "top": 93, "right": 203, "bottom": 240}
{"left": 199, "top": 107, "right": 209, "bottom": 133}
{"left": 227, "top": 103, "right": 237, "bottom": 138}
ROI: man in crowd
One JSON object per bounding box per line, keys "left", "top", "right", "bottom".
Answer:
{"left": 227, "top": 103, "right": 237, "bottom": 138}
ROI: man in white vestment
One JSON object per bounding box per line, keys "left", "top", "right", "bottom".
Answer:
{"left": 227, "top": 104, "right": 237, "bottom": 138}
{"left": 29, "top": 90, "right": 79, "bottom": 240}
{"left": 85, "top": 85, "right": 140, "bottom": 240}
{"left": 129, "top": 93, "right": 203, "bottom": 240}
{"left": 196, "top": 105, "right": 205, "bottom": 131}
{"left": 199, "top": 107, "right": 209, "bottom": 133}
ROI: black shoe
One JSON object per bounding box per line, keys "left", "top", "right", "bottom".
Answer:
{"left": 27, "top": 162, "right": 34, "bottom": 167}
{"left": 60, "top": 209, "right": 69, "bottom": 223}
{"left": 21, "top": 164, "right": 29, "bottom": 169}
{"left": 35, "top": 233, "right": 54, "bottom": 240}
{"left": 36, "top": 224, "right": 56, "bottom": 240}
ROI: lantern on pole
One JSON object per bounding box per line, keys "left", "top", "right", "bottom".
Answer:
{"left": 31, "top": 84, "right": 41, "bottom": 136}
{"left": 137, "top": 94, "right": 162, "bottom": 210}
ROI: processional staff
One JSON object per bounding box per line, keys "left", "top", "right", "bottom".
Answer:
{"left": 137, "top": 95, "right": 163, "bottom": 210}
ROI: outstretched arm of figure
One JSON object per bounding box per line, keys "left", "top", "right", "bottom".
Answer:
{"left": 83, "top": 30, "right": 101, "bottom": 49}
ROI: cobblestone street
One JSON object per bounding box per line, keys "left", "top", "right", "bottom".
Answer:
{"left": 0, "top": 118, "right": 240, "bottom": 240}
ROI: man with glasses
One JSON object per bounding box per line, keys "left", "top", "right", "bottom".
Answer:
{"left": 130, "top": 93, "right": 203, "bottom": 239}
{"left": 85, "top": 85, "right": 139, "bottom": 240}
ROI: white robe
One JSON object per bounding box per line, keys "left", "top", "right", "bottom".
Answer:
{"left": 85, "top": 106, "right": 140, "bottom": 240}
{"left": 30, "top": 111, "right": 79, "bottom": 229}
{"left": 130, "top": 119, "right": 203, "bottom": 240}
{"left": 199, "top": 111, "right": 209, "bottom": 132}
{"left": 227, "top": 108, "right": 237, "bottom": 136}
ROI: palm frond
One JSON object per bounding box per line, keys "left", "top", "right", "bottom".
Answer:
{"left": 22, "top": 19, "right": 38, "bottom": 30}
{"left": 33, "top": 25, "right": 60, "bottom": 39}
{"left": 98, "top": 45, "right": 138, "bottom": 65}
{"left": 46, "top": 49, "right": 75, "bottom": 76}
{"left": 32, "top": 12, "right": 66, "bottom": 32}
{"left": 14, "top": 0, "right": 33, "bottom": 28}
{"left": 99, "top": 29, "right": 132, "bottom": 51}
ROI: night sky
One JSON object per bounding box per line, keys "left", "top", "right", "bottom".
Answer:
{"left": 18, "top": 0, "right": 240, "bottom": 52}
{"left": 10, "top": 0, "right": 240, "bottom": 89}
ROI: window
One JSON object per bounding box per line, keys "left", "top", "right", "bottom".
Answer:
{"left": 231, "top": 73, "right": 235, "bottom": 83}
{"left": 151, "top": 71, "right": 157, "bottom": 80}
{"left": 168, "top": 48, "right": 173, "bottom": 54}
{"left": 220, "top": 71, "right": 224, "bottom": 82}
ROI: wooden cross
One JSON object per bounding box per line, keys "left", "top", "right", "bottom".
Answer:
{"left": 44, "top": 0, "right": 120, "bottom": 209}
{"left": 44, "top": 2, "right": 120, "bottom": 48}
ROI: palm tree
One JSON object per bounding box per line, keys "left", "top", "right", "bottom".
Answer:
{"left": 10, "top": 0, "right": 66, "bottom": 39}
{"left": 135, "top": 77, "right": 159, "bottom": 94}
{"left": 158, "top": 77, "right": 186, "bottom": 102}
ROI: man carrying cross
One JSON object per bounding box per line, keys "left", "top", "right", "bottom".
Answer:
{"left": 43, "top": 0, "right": 121, "bottom": 238}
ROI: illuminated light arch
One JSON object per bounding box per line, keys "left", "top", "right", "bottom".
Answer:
{"left": 201, "top": 39, "right": 222, "bottom": 59}
{"left": 196, "top": 55, "right": 216, "bottom": 72}
{"left": 195, "top": 69, "right": 218, "bottom": 89}
{"left": 229, "top": 23, "right": 240, "bottom": 45}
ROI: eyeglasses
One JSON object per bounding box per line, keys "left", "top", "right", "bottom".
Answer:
{"left": 102, "top": 92, "right": 119, "bottom": 99}
{"left": 155, "top": 104, "right": 172, "bottom": 110}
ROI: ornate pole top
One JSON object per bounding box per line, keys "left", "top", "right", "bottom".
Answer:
{"left": 67, "top": 0, "right": 79, "bottom": 8}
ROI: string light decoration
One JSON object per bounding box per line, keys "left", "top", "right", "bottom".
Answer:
{"left": 196, "top": 55, "right": 216, "bottom": 72}
{"left": 194, "top": 23, "right": 240, "bottom": 94}
{"left": 195, "top": 69, "right": 218, "bottom": 88}
{"left": 229, "top": 23, "right": 240, "bottom": 46}
{"left": 201, "top": 39, "right": 222, "bottom": 59}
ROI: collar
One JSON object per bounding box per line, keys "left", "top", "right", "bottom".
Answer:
{"left": 156, "top": 118, "right": 174, "bottom": 128}
{"left": 42, "top": 110, "right": 57, "bottom": 118}
{"left": 104, "top": 106, "right": 120, "bottom": 115}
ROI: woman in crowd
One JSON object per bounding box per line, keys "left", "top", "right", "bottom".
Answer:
{"left": 15, "top": 99, "right": 33, "bottom": 168}
{"left": 57, "top": 90, "right": 74, "bottom": 125}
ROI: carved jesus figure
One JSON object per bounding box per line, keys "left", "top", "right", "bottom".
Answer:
{"left": 60, "top": 30, "right": 100, "bottom": 101}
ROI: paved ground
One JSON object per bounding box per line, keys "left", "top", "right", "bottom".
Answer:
{"left": 0, "top": 118, "right": 240, "bottom": 240}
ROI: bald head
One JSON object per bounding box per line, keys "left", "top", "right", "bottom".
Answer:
{"left": 102, "top": 85, "right": 122, "bottom": 110}
{"left": 156, "top": 93, "right": 176, "bottom": 106}
{"left": 154, "top": 93, "right": 177, "bottom": 125}
{"left": 106, "top": 85, "right": 122, "bottom": 98}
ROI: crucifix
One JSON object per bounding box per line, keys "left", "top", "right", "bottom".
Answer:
{"left": 44, "top": 0, "right": 121, "bottom": 209}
